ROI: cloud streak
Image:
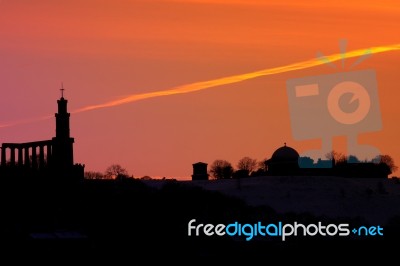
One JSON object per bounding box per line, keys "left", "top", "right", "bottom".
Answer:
{"left": 0, "top": 115, "right": 52, "bottom": 129}
{"left": 73, "top": 43, "right": 400, "bottom": 114}
{"left": 1, "top": 43, "right": 400, "bottom": 128}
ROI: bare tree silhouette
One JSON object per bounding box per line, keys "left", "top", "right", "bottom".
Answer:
{"left": 209, "top": 160, "right": 234, "bottom": 179}
{"left": 325, "top": 150, "right": 347, "bottom": 164}
{"left": 237, "top": 156, "right": 257, "bottom": 175}
{"left": 84, "top": 171, "right": 104, "bottom": 179}
{"left": 257, "top": 158, "right": 269, "bottom": 172}
{"left": 104, "top": 164, "right": 129, "bottom": 179}
{"left": 375, "top": 154, "right": 398, "bottom": 174}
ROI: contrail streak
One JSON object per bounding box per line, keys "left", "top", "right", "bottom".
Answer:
{"left": 1, "top": 43, "right": 400, "bottom": 128}
{"left": 0, "top": 115, "right": 52, "bottom": 129}
{"left": 72, "top": 43, "right": 400, "bottom": 114}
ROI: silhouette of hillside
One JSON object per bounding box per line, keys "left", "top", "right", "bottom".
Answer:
{"left": 187, "top": 175, "right": 400, "bottom": 225}
{"left": 0, "top": 177, "right": 398, "bottom": 262}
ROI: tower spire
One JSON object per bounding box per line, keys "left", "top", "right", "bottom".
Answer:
{"left": 60, "top": 82, "right": 65, "bottom": 98}
{"left": 53, "top": 86, "right": 74, "bottom": 173}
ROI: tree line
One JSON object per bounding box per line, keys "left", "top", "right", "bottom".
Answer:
{"left": 84, "top": 152, "right": 398, "bottom": 180}
{"left": 209, "top": 152, "right": 398, "bottom": 180}
{"left": 84, "top": 164, "right": 132, "bottom": 180}
{"left": 209, "top": 156, "right": 265, "bottom": 179}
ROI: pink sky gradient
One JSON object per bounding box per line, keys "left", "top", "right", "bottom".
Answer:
{"left": 0, "top": 0, "right": 399, "bottom": 179}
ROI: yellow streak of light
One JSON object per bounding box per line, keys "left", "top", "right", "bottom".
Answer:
{"left": 1, "top": 44, "right": 399, "bottom": 128}
{"left": 73, "top": 44, "right": 400, "bottom": 114}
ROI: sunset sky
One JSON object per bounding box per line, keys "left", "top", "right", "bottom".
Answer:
{"left": 0, "top": 0, "right": 399, "bottom": 179}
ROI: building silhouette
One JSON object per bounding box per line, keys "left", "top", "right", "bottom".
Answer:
{"left": 192, "top": 162, "right": 209, "bottom": 180}
{"left": 0, "top": 89, "right": 84, "bottom": 180}
{"left": 264, "top": 143, "right": 390, "bottom": 178}
{"left": 192, "top": 142, "right": 390, "bottom": 180}
{"left": 266, "top": 143, "right": 299, "bottom": 174}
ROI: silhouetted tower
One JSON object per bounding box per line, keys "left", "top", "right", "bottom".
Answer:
{"left": 192, "top": 162, "right": 209, "bottom": 181}
{"left": 52, "top": 85, "right": 74, "bottom": 174}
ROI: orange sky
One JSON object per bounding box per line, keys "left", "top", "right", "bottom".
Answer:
{"left": 0, "top": 0, "right": 399, "bottom": 179}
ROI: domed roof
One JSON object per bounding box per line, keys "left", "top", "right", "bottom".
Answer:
{"left": 271, "top": 143, "right": 299, "bottom": 161}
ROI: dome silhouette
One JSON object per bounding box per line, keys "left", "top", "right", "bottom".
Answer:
{"left": 266, "top": 143, "right": 300, "bottom": 174}
{"left": 271, "top": 143, "right": 299, "bottom": 162}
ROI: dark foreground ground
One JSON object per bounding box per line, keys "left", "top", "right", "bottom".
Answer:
{"left": 0, "top": 178, "right": 398, "bottom": 262}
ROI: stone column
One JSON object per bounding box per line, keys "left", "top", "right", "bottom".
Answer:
{"left": 25, "top": 147, "right": 30, "bottom": 168}
{"left": 18, "top": 147, "right": 23, "bottom": 167}
{"left": 10, "top": 147, "right": 15, "bottom": 166}
{"left": 39, "top": 145, "right": 45, "bottom": 169}
{"left": 1, "top": 146, "right": 5, "bottom": 167}
{"left": 32, "top": 146, "right": 37, "bottom": 170}
{"left": 46, "top": 144, "right": 52, "bottom": 166}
